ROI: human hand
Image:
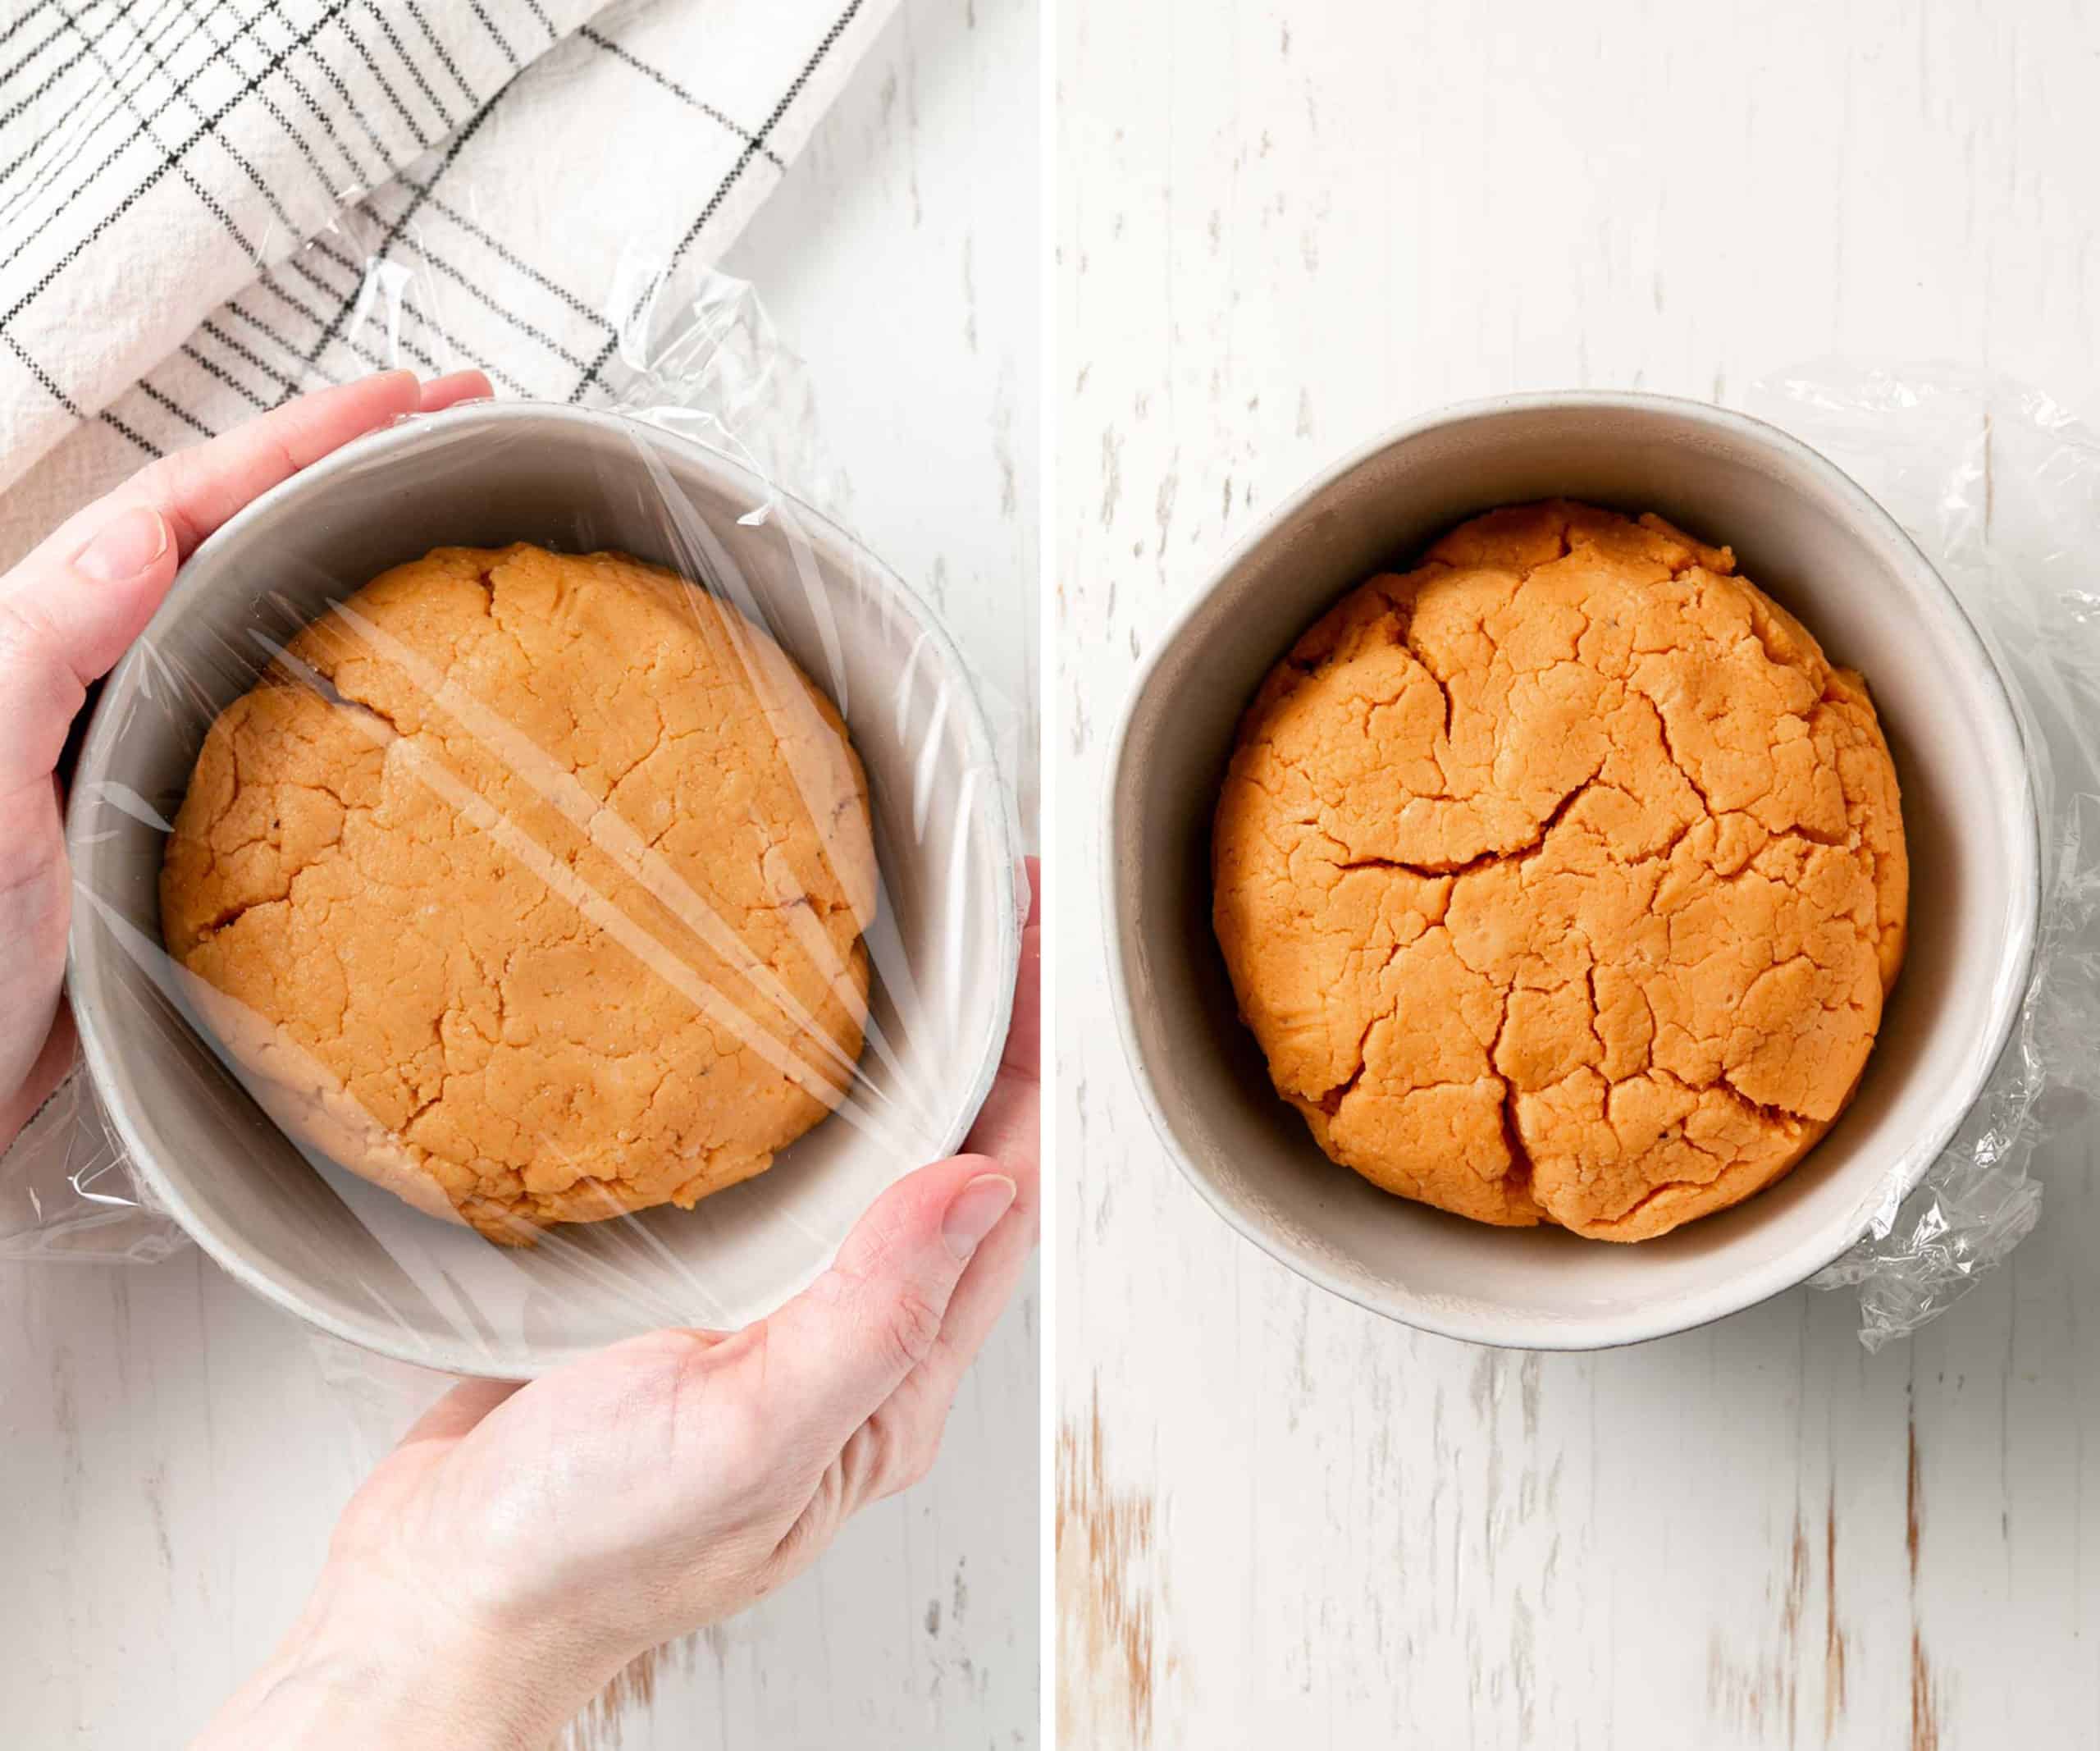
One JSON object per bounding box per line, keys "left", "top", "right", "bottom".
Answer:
{"left": 0, "top": 370, "right": 493, "bottom": 1155}
{"left": 197, "top": 864, "right": 1042, "bottom": 1751}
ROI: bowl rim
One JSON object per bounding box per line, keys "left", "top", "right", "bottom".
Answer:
{"left": 66, "top": 397, "right": 1023, "bottom": 1376}
{"left": 1103, "top": 387, "right": 2044, "bottom": 1351}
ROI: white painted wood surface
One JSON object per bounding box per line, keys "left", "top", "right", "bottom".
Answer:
{"left": 1055, "top": 2, "right": 2100, "bottom": 1745}
{"left": 0, "top": 1, "right": 1039, "bottom": 1745}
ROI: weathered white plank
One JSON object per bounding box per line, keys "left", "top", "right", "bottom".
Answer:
{"left": 1056, "top": 2, "right": 2100, "bottom": 1745}
{"left": 0, "top": 0, "right": 1039, "bottom": 1744}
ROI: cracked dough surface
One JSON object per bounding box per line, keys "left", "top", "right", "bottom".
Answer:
{"left": 160, "top": 543, "right": 875, "bottom": 1243}
{"left": 1212, "top": 501, "right": 1907, "bottom": 1241}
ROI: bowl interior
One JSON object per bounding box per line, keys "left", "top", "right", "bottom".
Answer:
{"left": 1110, "top": 396, "right": 2038, "bottom": 1348}
{"left": 68, "top": 405, "right": 1018, "bottom": 1375}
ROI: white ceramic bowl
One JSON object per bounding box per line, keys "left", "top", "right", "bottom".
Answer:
{"left": 66, "top": 402, "right": 1020, "bottom": 1376}
{"left": 1107, "top": 392, "right": 2039, "bottom": 1350}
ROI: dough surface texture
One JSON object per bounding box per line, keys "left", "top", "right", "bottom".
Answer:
{"left": 162, "top": 543, "right": 875, "bottom": 1242}
{"left": 1212, "top": 501, "right": 1906, "bottom": 1241}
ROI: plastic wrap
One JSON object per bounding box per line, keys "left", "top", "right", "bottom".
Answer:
{"left": 0, "top": 263, "right": 1025, "bottom": 1377}
{"left": 1746, "top": 368, "right": 2100, "bottom": 1348}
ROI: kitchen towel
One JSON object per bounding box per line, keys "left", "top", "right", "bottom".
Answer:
{"left": 0, "top": 0, "right": 896, "bottom": 558}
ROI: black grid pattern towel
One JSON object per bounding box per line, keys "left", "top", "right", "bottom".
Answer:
{"left": 0, "top": 0, "right": 893, "bottom": 554}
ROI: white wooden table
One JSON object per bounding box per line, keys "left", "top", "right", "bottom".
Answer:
{"left": 0, "top": 2, "right": 1039, "bottom": 1745}
{"left": 1055, "top": 2, "right": 2100, "bottom": 1744}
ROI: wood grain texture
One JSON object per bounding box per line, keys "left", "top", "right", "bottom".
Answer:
{"left": 1055, "top": 1, "right": 2100, "bottom": 1744}
{"left": 0, "top": 0, "right": 1039, "bottom": 1744}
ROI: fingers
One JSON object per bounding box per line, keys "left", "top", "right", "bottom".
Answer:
{"left": 117, "top": 371, "right": 431, "bottom": 556}
{"left": 865, "top": 1191, "right": 1037, "bottom": 1497}
{"left": 23, "top": 368, "right": 488, "bottom": 580}
{"left": 0, "top": 368, "right": 486, "bottom": 1141}
{"left": 419, "top": 369, "right": 494, "bottom": 414}
{"left": 0, "top": 501, "right": 179, "bottom": 799}
{"left": 1006, "top": 856, "right": 1042, "bottom": 1077}
{"left": 862, "top": 871, "right": 1042, "bottom": 1479}
{"left": 0, "top": 1000, "right": 76, "bottom": 1158}
{"left": 0, "top": 371, "right": 489, "bottom": 798}
{"left": 0, "top": 496, "right": 174, "bottom": 1104}
{"left": 753, "top": 1155, "right": 1018, "bottom": 1445}
{"left": 959, "top": 856, "right": 1041, "bottom": 1173}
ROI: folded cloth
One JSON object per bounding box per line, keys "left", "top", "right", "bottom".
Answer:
{"left": 0, "top": 0, "right": 896, "bottom": 557}
{"left": 0, "top": 0, "right": 609, "bottom": 495}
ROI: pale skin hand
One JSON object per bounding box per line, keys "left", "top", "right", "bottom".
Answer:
{"left": 0, "top": 371, "right": 1041, "bottom": 1749}
{"left": 197, "top": 879, "right": 1042, "bottom": 1750}
{"left": 0, "top": 368, "right": 494, "bottom": 1157}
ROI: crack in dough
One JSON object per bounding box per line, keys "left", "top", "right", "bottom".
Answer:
{"left": 161, "top": 544, "right": 877, "bottom": 1244}
{"left": 1212, "top": 501, "right": 1908, "bottom": 1241}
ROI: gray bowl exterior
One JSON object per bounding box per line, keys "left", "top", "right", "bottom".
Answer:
{"left": 1107, "top": 392, "right": 2041, "bottom": 1351}
{"left": 66, "top": 402, "right": 1020, "bottom": 1377}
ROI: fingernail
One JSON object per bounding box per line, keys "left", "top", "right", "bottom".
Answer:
{"left": 942, "top": 1173, "right": 1016, "bottom": 1260}
{"left": 418, "top": 369, "right": 487, "bottom": 409}
{"left": 75, "top": 506, "right": 169, "bottom": 583}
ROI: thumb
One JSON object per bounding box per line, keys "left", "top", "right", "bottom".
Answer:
{"left": 755, "top": 1156, "right": 1018, "bottom": 1444}
{"left": 0, "top": 504, "right": 177, "bottom": 1122}
{"left": 0, "top": 503, "right": 177, "bottom": 796}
